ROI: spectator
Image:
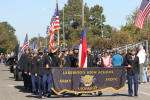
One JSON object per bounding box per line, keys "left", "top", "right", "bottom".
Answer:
{"left": 3, "top": 55, "right": 7, "bottom": 65}
{"left": 111, "top": 50, "right": 123, "bottom": 67}
{"left": 102, "top": 52, "right": 111, "bottom": 68}
{"left": 0, "top": 55, "right": 1, "bottom": 63}
{"left": 147, "top": 68, "right": 150, "bottom": 82}
{"left": 125, "top": 48, "right": 131, "bottom": 59}
{"left": 137, "top": 45, "right": 146, "bottom": 84}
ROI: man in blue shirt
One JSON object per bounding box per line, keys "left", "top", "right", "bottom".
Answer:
{"left": 111, "top": 50, "right": 123, "bottom": 67}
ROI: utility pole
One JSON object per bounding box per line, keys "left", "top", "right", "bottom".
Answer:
{"left": 82, "top": 0, "right": 84, "bottom": 30}
{"left": 63, "top": 3, "right": 65, "bottom": 49}
{"left": 38, "top": 33, "right": 40, "bottom": 48}
{"left": 101, "top": 14, "right": 103, "bottom": 38}
{"left": 46, "top": 25, "right": 50, "bottom": 48}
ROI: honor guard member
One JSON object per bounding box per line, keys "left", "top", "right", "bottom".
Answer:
{"left": 34, "top": 48, "right": 49, "bottom": 99}
{"left": 63, "top": 48, "right": 71, "bottom": 67}
{"left": 44, "top": 48, "right": 49, "bottom": 56}
{"left": 19, "top": 47, "right": 30, "bottom": 89}
{"left": 124, "top": 48, "right": 139, "bottom": 97}
{"left": 70, "top": 46, "right": 79, "bottom": 67}
{"left": 47, "top": 48, "right": 61, "bottom": 67}
{"left": 92, "top": 49, "right": 103, "bottom": 96}
{"left": 26, "top": 47, "right": 32, "bottom": 92}
{"left": 93, "top": 49, "right": 104, "bottom": 67}
{"left": 28, "top": 51, "right": 36, "bottom": 94}
{"left": 87, "top": 45, "right": 93, "bottom": 67}
{"left": 44, "top": 48, "right": 52, "bottom": 97}
{"left": 53, "top": 48, "right": 64, "bottom": 67}
{"left": 45, "top": 48, "right": 53, "bottom": 97}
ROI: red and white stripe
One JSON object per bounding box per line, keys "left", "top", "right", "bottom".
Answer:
{"left": 49, "top": 20, "right": 55, "bottom": 51}
{"left": 22, "top": 42, "right": 28, "bottom": 51}
{"left": 54, "top": 16, "right": 60, "bottom": 29}
{"left": 135, "top": 3, "right": 150, "bottom": 29}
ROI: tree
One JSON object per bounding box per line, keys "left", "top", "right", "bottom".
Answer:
{"left": 136, "top": 32, "right": 150, "bottom": 53}
{"left": 91, "top": 37, "right": 112, "bottom": 53}
{"left": 111, "top": 31, "right": 133, "bottom": 48}
{"left": 57, "top": 0, "right": 112, "bottom": 47}
{"left": 90, "top": 5, "right": 106, "bottom": 37}
{"left": 29, "top": 37, "right": 46, "bottom": 48}
{"left": 0, "top": 22, "right": 18, "bottom": 54}
{"left": 121, "top": 6, "right": 140, "bottom": 42}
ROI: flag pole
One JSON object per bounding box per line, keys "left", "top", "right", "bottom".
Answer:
{"left": 59, "top": 29, "right": 62, "bottom": 67}
{"left": 82, "top": 0, "right": 84, "bottom": 30}
{"left": 57, "top": 0, "right": 59, "bottom": 46}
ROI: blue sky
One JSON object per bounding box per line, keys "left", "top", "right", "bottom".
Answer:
{"left": 0, "top": 0, "right": 142, "bottom": 45}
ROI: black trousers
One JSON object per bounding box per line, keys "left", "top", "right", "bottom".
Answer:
{"left": 22, "top": 72, "right": 27, "bottom": 88}
{"left": 27, "top": 74, "right": 32, "bottom": 91}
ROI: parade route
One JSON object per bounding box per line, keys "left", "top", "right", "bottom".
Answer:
{"left": 0, "top": 63, "right": 150, "bottom": 100}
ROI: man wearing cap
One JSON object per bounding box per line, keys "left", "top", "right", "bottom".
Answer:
{"left": 19, "top": 47, "right": 30, "bottom": 89}
{"left": 70, "top": 46, "right": 79, "bottom": 67}
{"left": 29, "top": 51, "right": 36, "bottom": 94}
{"left": 125, "top": 49, "right": 139, "bottom": 97}
{"left": 111, "top": 50, "right": 123, "bottom": 67}
{"left": 92, "top": 49, "right": 103, "bottom": 96}
{"left": 34, "top": 48, "right": 49, "bottom": 98}
{"left": 44, "top": 48, "right": 53, "bottom": 97}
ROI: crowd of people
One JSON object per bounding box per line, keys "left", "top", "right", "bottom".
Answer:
{"left": 0, "top": 54, "right": 9, "bottom": 64}
{"left": 2, "top": 44, "right": 149, "bottom": 98}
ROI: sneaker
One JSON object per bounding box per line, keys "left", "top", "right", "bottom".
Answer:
{"left": 92, "top": 92, "right": 96, "bottom": 95}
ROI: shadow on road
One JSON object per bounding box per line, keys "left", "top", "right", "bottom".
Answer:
{"left": 14, "top": 86, "right": 129, "bottom": 99}
{"left": 1, "top": 70, "right": 10, "bottom": 71}
{"left": 14, "top": 86, "right": 30, "bottom": 93}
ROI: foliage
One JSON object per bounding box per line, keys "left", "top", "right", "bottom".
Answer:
{"left": 58, "top": 0, "right": 112, "bottom": 47}
{"left": 120, "top": 6, "right": 140, "bottom": 42}
{"left": 0, "top": 22, "right": 18, "bottom": 54}
{"left": 111, "top": 31, "right": 133, "bottom": 48}
{"left": 91, "top": 37, "right": 112, "bottom": 53}
{"left": 136, "top": 32, "right": 150, "bottom": 53}
{"left": 29, "top": 37, "right": 46, "bottom": 47}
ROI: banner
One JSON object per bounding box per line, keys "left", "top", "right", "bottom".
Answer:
{"left": 51, "top": 67, "right": 126, "bottom": 94}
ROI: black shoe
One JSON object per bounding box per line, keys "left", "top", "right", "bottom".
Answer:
{"left": 129, "top": 95, "right": 132, "bottom": 97}
{"left": 77, "top": 93, "right": 82, "bottom": 96}
{"left": 43, "top": 93, "right": 47, "bottom": 97}
{"left": 98, "top": 92, "right": 103, "bottom": 96}
{"left": 33, "top": 91, "right": 36, "bottom": 94}
{"left": 47, "top": 94, "right": 51, "bottom": 98}
{"left": 24, "top": 87, "right": 27, "bottom": 90}
{"left": 38, "top": 96, "right": 42, "bottom": 99}
{"left": 134, "top": 93, "right": 138, "bottom": 97}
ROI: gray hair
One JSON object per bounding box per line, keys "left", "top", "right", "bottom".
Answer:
{"left": 139, "top": 45, "right": 143, "bottom": 50}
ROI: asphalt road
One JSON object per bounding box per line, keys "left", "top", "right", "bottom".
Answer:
{"left": 0, "top": 63, "right": 150, "bottom": 100}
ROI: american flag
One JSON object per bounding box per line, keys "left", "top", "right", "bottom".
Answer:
{"left": 135, "top": 0, "right": 150, "bottom": 29}
{"left": 21, "top": 34, "right": 28, "bottom": 51}
{"left": 49, "top": 2, "right": 60, "bottom": 51}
